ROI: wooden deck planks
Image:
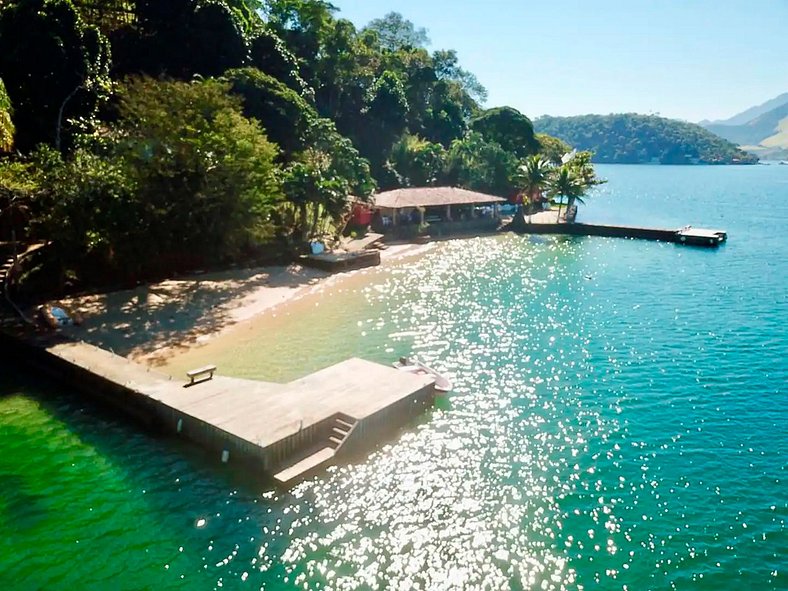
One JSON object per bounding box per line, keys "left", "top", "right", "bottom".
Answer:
{"left": 282, "top": 357, "right": 435, "bottom": 420}
{"left": 273, "top": 447, "right": 335, "bottom": 484}
{"left": 41, "top": 343, "right": 437, "bottom": 477}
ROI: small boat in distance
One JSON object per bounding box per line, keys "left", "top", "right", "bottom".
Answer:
{"left": 393, "top": 356, "right": 453, "bottom": 393}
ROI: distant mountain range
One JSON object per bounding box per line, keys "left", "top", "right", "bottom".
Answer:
{"left": 699, "top": 93, "right": 788, "bottom": 160}
{"left": 699, "top": 92, "right": 788, "bottom": 127}
{"left": 534, "top": 113, "right": 757, "bottom": 165}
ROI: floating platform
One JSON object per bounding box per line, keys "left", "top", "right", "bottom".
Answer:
{"left": 5, "top": 334, "right": 437, "bottom": 485}
{"left": 513, "top": 221, "right": 727, "bottom": 247}
{"left": 675, "top": 227, "right": 727, "bottom": 246}
{"left": 300, "top": 249, "right": 381, "bottom": 272}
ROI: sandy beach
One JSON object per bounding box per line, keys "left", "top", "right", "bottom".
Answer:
{"left": 54, "top": 242, "right": 436, "bottom": 367}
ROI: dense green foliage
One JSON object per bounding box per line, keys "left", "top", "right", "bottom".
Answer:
{"left": 470, "top": 107, "right": 538, "bottom": 158}
{"left": 535, "top": 133, "right": 571, "bottom": 164}
{"left": 535, "top": 114, "right": 758, "bottom": 164}
{"left": 0, "top": 78, "right": 13, "bottom": 152}
{"left": 388, "top": 135, "right": 446, "bottom": 187}
{"left": 444, "top": 132, "right": 519, "bottom": 197}
{"left": 0, "top": 0, "right": 595, "bottom": 294}
{"left": 32, "top": 78, "right": 282, "bottom": 280}
{"left": 224, "top": 67, "right": 317, "bottom": 158}
{"left": 364, "top": 11, "right": 430, "bottom": 50}
{"left": 0, "top": 0, "right": 111, "bottom": 151}
{"left": 510, "top": 151, "right": 605, "bottom": 228}
{"left": 515, "top": 155, "right": 551, "bottom": 207}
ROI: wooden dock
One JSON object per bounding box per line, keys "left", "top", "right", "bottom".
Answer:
{"left": 300, "top": 249, "right": 381, "bottom": 272}
{"left": 512, "top": 221, "right": 727, "bottom": 247}
{"left": 6, "top": 334, "right": 437, "bottom": 485}
{"left": 675, "top": 226, "right": 727, "bottom": 246}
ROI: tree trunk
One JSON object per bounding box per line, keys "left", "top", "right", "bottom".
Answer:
{"left": 556, "top": 197, "right": 563, "bottom": 222}
{"left": 566, "top": 197, "right": 576, "bottom": 223}
{"left": 513, "top": 204, "right": 526, "bottom": 231}
{"left": 299, "top": 203, "right": 309, "bottom": 244}
{"left": 310, "top": 203, "right": 321, "bottom": 238}
{"left": 55, "top": 85, "right": 82, "bottom": 151}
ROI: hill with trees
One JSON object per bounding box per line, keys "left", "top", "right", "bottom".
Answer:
{"left": 534, "top": 113, "right": 758, "bottom": 165}
{"left": 0, "top": 0, "right": 570, "bottom": 297}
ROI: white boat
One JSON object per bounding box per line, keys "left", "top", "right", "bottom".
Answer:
{"left": 393, "top": 356, "right": 452, "bottom": 393}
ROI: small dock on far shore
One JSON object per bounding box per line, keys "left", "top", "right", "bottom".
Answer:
{"left": 513, "top": 217, "right": 727, "bottom": 247}
{"left": 675, "top": 226, "right": 727, "bottom": 246}
{"left": 300, "top": 232, "right": 385, "bottom": 272}
{"left": 300, "top": 249, "right": 381, "bottom": 272}
{"left": 5, "top": 333, "right": 437, "bottom": 486}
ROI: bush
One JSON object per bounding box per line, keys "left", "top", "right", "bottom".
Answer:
{"left": 34, "top": 77, "right": 284, "bottom": 281}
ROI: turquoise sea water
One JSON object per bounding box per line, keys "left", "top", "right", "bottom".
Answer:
{"left": 1, "top": 164, "right": 786, "bottom": 590}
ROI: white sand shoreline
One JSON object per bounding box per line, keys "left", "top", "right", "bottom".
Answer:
{"left": 55, "top": 242, "right": 436, "bottom": 366}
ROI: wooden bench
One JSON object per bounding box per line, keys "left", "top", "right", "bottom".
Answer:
{"left": 186, "top": 364, "right": 217, "bottom": 386}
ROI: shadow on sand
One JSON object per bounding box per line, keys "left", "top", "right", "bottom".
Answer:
{"left": 53, "top": 265, "right": 326, "bottom": 364}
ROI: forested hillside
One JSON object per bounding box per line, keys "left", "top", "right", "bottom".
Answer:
{"left": 535, "top": 114, "right": 757, "bottom": 165}
{"left": 0, "top": 0, "right": 566, "bottom": 291}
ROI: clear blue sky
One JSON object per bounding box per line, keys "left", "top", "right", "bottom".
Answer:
{"left": 330, "top": 0, "right": 788, "bottom": 122}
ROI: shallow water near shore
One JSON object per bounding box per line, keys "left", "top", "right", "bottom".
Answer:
{"left": 2, "top": 164, "right": 787, "bottom": 590}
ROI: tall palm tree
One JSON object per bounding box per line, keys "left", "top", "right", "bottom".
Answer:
{"left": 549, "top": 165, "right": 583, "bottom": 222}
{"left": 515, "top": 155, "right": 551, "bottom": 226}
{"left": 564, "top": 152, "right": 604, "bottom": 218}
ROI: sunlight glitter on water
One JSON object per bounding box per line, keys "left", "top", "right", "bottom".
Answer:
{"left": 232, "top": 228, "right": 785, "bottom": 590}
{"left": 254, "top": 237, "right": 619, "bottom": 590}
{"left": 3, "top": 165, "right": 786, "bottom": 590}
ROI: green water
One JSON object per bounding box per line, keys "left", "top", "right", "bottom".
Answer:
{"left": 2, "top": 165, "right": 786, "bottom": 590}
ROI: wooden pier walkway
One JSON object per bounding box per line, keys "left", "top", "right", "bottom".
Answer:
{"left": 7, "top": 336, "right": 437, "bottom": 485}
{"left": 513, "top": 220, "right": 727, "bottom": 247}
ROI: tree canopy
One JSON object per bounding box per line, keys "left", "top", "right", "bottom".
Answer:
{"left": 535, "top": 133, "right": 571, "bottom": 164}
{"left": 225, "top": 67, "right": 317, "bottom": 158}
{"left": 364, "top": 11, "right": 430, "bottom": 51}
{"left": 34, "top": 77, "right": 282, "bottom": 279}
{"left": 470, "top": 107, "right": 538, "bottom": 158}
{"left": 0, "top": 0, "right": 603, "bottom": 291}
{"left": 0, "top": 0, "right": 111, "bottom": 151}
{"left": 0, "top": 78, "right": 13, "bottom": 152}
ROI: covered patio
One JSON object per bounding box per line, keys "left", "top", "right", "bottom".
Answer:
{"left": 371, "top": 187, "right": 508, "bottom": 239}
